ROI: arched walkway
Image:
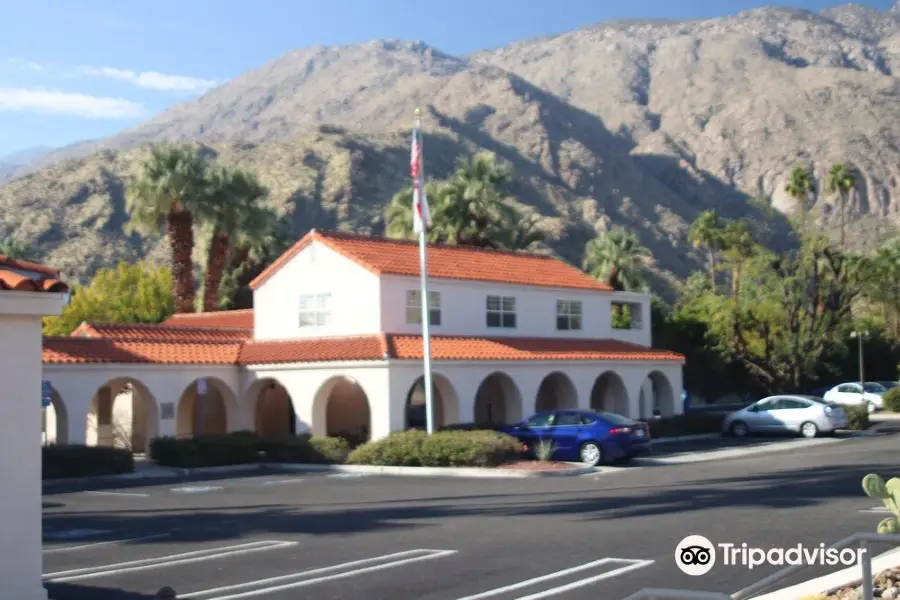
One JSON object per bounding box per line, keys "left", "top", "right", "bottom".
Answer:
{"left": 86, "top": 379, "right": 159, "bottom": 453}
{"left": 312, "top": 376, "right": 372, "bottom": 446}
{"left": 590, "top": 372, "right": 629, "bottom": 416}
{"left": 252, "top": 379, "right": 297, "bottom": 438}
{"left": 643, "top": 371, "right": 677, "bottom": 417}
{"left": 176, "top": 377, "right": 237, "bottom": 438}
{"left": 474, "top": 372, "right": 523, "bottom": 425}
{"left": 405, "top": 374, "right": 460, "bottom": 430}
{"left": 42, "top": 387, "right": 69, "bottom": 445}
{"left": 535, "top": 372, "right": 578, "bottom": 413}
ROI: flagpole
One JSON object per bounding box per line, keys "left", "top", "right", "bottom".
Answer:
{"left": 415, "top": 108, "right": 436, "bottom": 435}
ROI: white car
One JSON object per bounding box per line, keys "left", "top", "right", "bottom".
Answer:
{"left": 822, "top": 382, "right": 886, "bottom": 413}
{"left": 722, "top": 395, "right": 849, "bottom": 439}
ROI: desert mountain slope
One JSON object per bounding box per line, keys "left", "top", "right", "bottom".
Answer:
{"left": 4, "top": 3, "right": 900, "bottom": 292}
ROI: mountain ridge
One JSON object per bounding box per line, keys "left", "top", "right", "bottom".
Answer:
{"left": 2, "top": 1, "right": 898, "bottom": 295}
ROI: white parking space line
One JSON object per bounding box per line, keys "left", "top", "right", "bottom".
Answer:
{"left": 455, "top": 558, "right": 654, "bottom": 600}
{"left": 859, "top": 506, "right": 891, "bottom": 514}
{"left": 261, "top": 478, "right": 306, "bottom": 486}
{"left": 326, "top": 473, "right": 371, "bottom": 479}
{"left": 180, "top": 548, "right": 457, "bottom": 600}
{"left": 170, "top": 485, "right": 224, "bottom": 493}
{"left": 83, "top": 490, "right": 150, "bottom": 497}
{"left": 43, "top": 534, "right": 169, "bottom": 554}
{"left": 43, "top": 540, "right": 298, "bottom": 582}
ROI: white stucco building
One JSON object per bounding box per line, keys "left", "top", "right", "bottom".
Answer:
{"left": 41, "top": 230, "right": 685, "bottom": 451}
{"left": 1, "top": 255, "right": 68, "bottom": 600}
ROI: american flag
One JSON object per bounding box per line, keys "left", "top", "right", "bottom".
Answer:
{"left": 411, "top": 113, "right": 431, "bottom": 234}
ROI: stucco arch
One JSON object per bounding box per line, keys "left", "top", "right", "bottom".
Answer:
{"left": 86, "top": 378, "right": 159, "bottom": 453}
{"left": 42, "top": 387, "right": 69, "bottom": 445}
{"left": 535, "top": 371, "right": 578, "bottom": 413}
{"left": 247, "top": 378, "right": 298, "bottom": 438}
{"left": 590, "top": 371, "right": 629, "bottom": 415}
{"left": 644, "top": 370, "right": 677, "bottom": 417}
{"left": 405, "top": 374, "right": 460, "bottom": 430}
{"left": 312, "top": 375, "right": 372, "bottom": 445}
{"left": 176, "top": 377, "right": 238, "bottom": 438}
{"left": 474, "top": 372, "right": 523, "bottom": 425}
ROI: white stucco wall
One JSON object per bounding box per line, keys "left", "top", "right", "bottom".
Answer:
{"left": 379, "top": 275, "right": 652, "bottom": 345}
{"left": 1, "top": 290, "right": 66, "bottom": 600}
{"left": 252, "top": 240, "right": 382, "bottom": 340}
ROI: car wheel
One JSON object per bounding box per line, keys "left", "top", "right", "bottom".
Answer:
{"left": 579, "top": 442, "right": 604, "bottom": 467}
{"left": 730, "top": 421, "right": 749, "bottom": 438}
{"left": 867, "top": 401, "right": 876, "bottom": 414}
{"left": 800, "top": 421, "right": 819, "bottom": 439}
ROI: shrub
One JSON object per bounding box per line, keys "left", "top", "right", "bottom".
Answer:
{"left": 263, "top": 435, "right": 350, "bottom": 464}
{"left": 149, "top": 432, "right": 350, "bottom": 468}
{"left": 883, "top": 388, "right": 900, "bottom": 413}
{"left": 43, "top": 445, "right": 134, "bottom": 479}
{"left": 643, "top": 413, "right": 727, "bottom": 438}
{"left": 346, "top": 429, "right": 521, "bottom": 467}
{"left": 438, "top": 422, "right": 502, "bottom": 432}
{"left": 845, "top": 404, "right": 870, "bottom": 431}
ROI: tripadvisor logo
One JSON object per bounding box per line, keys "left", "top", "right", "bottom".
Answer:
{"left": 675, "top": 535, "right": 866, "bottom": 576}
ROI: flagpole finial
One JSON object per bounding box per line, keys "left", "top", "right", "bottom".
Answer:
{"left": 415, "top": 107, "right": 421, "bottom": 117}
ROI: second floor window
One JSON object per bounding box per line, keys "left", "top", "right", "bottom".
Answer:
{"left": 487, "top": 295, "right": 516, "bottom": 328}
{"left": 299, "top": 293, "right": 332, "bottom": 327}
{"left": 557, "top": 300, "right": 582, "bottom": 330}
{"left": 406, "top": 290, "right": 441, "bottom": 325}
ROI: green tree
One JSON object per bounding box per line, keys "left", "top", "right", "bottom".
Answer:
{"left": 42, "top": 261, "right": 174, "bottom": 336}
{"left": 219, "top": 213, "right": 295, "bottom": 310}
{"left": 688, "top": 210, "right": 724, "bottom": 291}
{"left": 0, "top": 236, "right": 39, "bottom": 261}
{"left": 784, "top": 164, "right": 816, "bottom": 234}
{"left": 582, "top": 227, "right": 653, "bottom": 292}
{"left": 719, "top": 220, "right": 755, "bottom": 300}
{"left": 125, "top": 143, "right": 211, "bottom": 314}
{"left": 384, "top": 151, "right": 530, "bottom": 250}
{"left": 825, "top": 163, "right": 859, "bottom": 252}
{"left": 199, "top": 167, "right": 274, "bottom": 312}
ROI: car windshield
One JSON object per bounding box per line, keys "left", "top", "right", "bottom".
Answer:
{"left": 592, "top": 412, "right": 634, "bottom": 425}
{"left": 864, "top": 382, "right": 888, "bottom": 393}
{"left": 798, "top": 395, "right": 828, "bottom": 404}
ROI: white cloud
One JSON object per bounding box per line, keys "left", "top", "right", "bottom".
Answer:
{"left": 2, "top": 58, "right": 44, "bottom": 72}
{"left": 0, "top": 88, "right": 146, "bottom": 119}
{"left": 82, "top": 66, "right": 217, "bottom": 92}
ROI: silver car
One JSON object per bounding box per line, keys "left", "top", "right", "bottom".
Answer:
{"left": 722, "top": 395, "right": 848, "bottom": 439}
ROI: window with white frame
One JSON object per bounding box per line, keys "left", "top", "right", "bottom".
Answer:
{"left": 556, "top": 300, "right": 582, "bottom": 330}
{"left": 406, "top": 290, "right": 441, "bottom": 325}
{"left": 299, "top": 293, "right": 332, "bottom": 327}
{"left": 486, "top": 295, "right": 516, "bottom": 328}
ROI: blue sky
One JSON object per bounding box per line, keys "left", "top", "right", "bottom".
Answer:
{"left": 0, "top": 0, "right": 894, "bottom": 158}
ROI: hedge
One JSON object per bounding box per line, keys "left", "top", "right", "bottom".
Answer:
{"left": 149, "top": 432, "right": 350, "bottom": 468}
{"left": 884, "top": 388, "right": 900, "bottom": 413}
{"left": 43, "top": 445, "right": 135, "bottom": 480}
{"left": 642, "top": 413, "right": 728, "bottom": 438}
{"left": 346, "top": 429, "right": 522, "bottom": 467}
{"left": 845, "top": 404, "right": 869, "bottom": 431}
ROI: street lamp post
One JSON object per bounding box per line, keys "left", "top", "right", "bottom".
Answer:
{"left": 850, "top": 330, "right": 870, "bottom": 391}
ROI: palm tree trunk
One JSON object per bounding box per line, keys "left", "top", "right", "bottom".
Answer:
{"left": 708, "top": 250, "right": 717, "bottom": 292}
{"left": 168, "top": 209, "right": 196, "bottom": 313}
{"left": 731, "top": 264, "right": 741, "bottom": 300}
{"left": 839, "top": 191, "right": 846, "bottom": 252}
{"left": 203, "top": 232, "right": 231, "bottom": 312}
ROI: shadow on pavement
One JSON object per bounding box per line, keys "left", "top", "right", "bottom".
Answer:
{"left": 45, "top": 583, "right": 158, "bottom": 599}
{"left": 42, "top": 461, "right": 895, "bottom": 543}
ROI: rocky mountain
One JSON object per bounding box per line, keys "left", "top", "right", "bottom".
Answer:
{"left": 3, "top": 2, "right": 900, "bottom": 293}
{"left": 0, "top": 146, "right": 54, "bottom": 183}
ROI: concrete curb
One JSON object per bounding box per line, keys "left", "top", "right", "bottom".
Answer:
{"left": 271, "top": 462, "right": 598, "bottom": 478}
{"left": 42, "top": 464, "right": 267, "bottom": 489}
{"left": 650, "top": 433, "right": 722, "bottom": 445}
{"left": 753, "top": 547, "right": 900, "bottom": 599}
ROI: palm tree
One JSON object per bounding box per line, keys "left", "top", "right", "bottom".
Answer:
{"left": 784, "top": 164, "right": 816, "bottom": 234}
{"left": 720, "top": 220, "right": 755, "bottom": 300}
{"left": 219, "top": 213, "right": 294, "bottom": 310}
{"left": 496, "top": 212, "right": 546, "bottom": 252}
{"left": 688, "top": 210, "right": 724, "bottom": 292}
{"left": 0, "top": 236, "right": 39, "bottom": 261}
{"left": 825, "top": 163, "right": 859, "bottom": 252}
{"left": 200, "top": 168, "right": 272, "bottom": 312}
{"left": 125, "top": 143, "right": 211, "bottom": 313}
{"left": 582, "top": 227, "right": 653, "bottom": 292}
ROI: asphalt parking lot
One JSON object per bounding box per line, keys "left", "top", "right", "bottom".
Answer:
{"left": 42, "top": 433, "right": 898, "bottom": 600}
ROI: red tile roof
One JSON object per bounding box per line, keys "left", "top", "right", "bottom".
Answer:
{"left": 0, "top": 255, "right": 68, "bottom": 293}
{"left": 249, "top": 230, "right": 613, "bottom": 292}
{"left": 42, "top": 337, "right": 242, "bottom": 365}
{"left": 43, "top": 331, "right": 683, "bottom": 365}
{"left": 72, "top": 322, "right": 252, "bottom": 342}
{"left": 162, "top": 309, "right": 254, "bottom": 329}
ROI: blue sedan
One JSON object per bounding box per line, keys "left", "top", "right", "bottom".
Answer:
{"left": 497, "top": 410, "right": 652, "bottom": 466}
